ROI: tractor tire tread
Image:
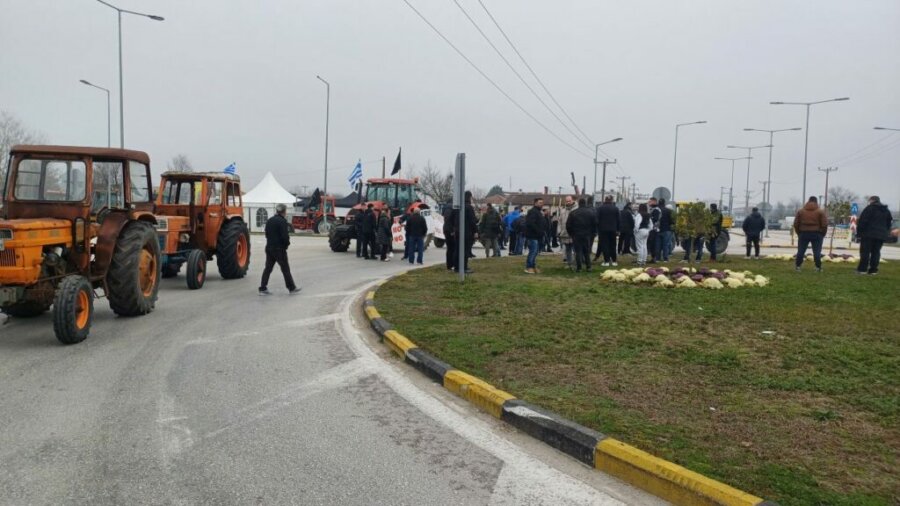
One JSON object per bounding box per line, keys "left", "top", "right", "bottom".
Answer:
{"left": 216, "top": 220, "right": 250, "bottom": 279}
{"left": 107, "top": 222, "right": 160, "bottom": 317}
{"left": 52, "top": 275, "right": 92, "bottom": 345}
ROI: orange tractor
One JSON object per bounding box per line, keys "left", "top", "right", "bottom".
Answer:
{"left": 154, "top": 171, "right": 250, "bottom": 289}
{"left": 292, "top": 191, "right": 337, "bottom": 234}
{"left": 0, "top": 145, "right": 161, "bottom": 344}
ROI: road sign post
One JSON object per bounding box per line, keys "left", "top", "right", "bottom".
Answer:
{"left": 454, "top": 153, "right": 466, "bottom": 282}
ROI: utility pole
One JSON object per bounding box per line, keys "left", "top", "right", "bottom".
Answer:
{"left": 630, "top": 183, "right": 637, "bottom": 202}
{"left": 615, "top": 175, "right": 631, "bottom": 202}
{"left": 719, "top": 186, "right": 728, "bottom": 211}
{"left": 759, "top": 181, "right": 769, "bottom": 212}
{"left": 382, "top": 156, "right": 386, "bottom": 178}
{"left": 597, "top": 159, "right": 616, "bottom": 199}
{"left": 818, "top": 166, "right": 838, "bottom": 208}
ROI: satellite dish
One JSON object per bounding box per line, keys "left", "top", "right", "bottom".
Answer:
{"left": 652, "top": 187, "right": 671, "bottom": 201}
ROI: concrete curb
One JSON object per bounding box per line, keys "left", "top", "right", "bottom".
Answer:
{"left": 363, "top": 275, "right": 779, "bottom": 506}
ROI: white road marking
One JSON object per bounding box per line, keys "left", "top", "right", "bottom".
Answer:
{"left": 335, "top": 289, "right": 629, "bottom": 506}
{"left": 303, "top": 290, "right": 357, "bottom": 298}
{"left": 200, "top": 357, "right": 375, "bottom": 441}
{"left": 505, "top": 404, "right": 555, "bottom": 422}
{"left": 157, "top": 391, "right": 195, "bottom": 467}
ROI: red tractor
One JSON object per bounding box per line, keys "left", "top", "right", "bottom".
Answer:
{"left": 327, "top": 177, "right": 431, "bottom": 252}
{"left": 291, "top": 193, "right": 337, "bottom": 234}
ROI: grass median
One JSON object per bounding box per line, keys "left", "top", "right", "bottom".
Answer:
{"left": 376, "top": 253, "right": 899, "bottom": 506}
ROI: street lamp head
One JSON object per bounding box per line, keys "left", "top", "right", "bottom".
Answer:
{"left": 79, "top": 79, "right": 91, "bottom": 85}
{"left": 788, "top": 127, "right": 802, "bottom": 131}
{"left": 770, "top": 101, "right": 784, "bottom": 105}
{"left": 611, "top": 137, "right": 623, "bottom": 142}
{"left": 726, "top": 145, "right": 740, "bottom": 149}
{"left": 148, "top": 15, "right": 164, "bottom": 21}
{"left": 834, "top": 97, "right": 850, "bottom": 101}
{"left": 696, "top": 121, "right": 707, "bottom": 124}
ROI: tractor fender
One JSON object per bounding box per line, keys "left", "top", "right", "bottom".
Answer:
{"left": 93, "top": 211, "right": 130, "bottom": 277}
{"left": 133, "top": 211, "right": 157, "bottom": 226}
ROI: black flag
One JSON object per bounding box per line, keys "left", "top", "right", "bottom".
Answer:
{"left": 391, "top": 147, "right": 401, "bottom": 175}
{"left": 310, "top": 187, "right": 321, "bottom": 208}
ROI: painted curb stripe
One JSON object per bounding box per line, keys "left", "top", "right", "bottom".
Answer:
{"left": 364, "top": 306, "right": 381, "bottom": 320}
{"left": 383, "top": 329, "right": 417, "bottom": 358}
{"left": 443, "top": 370, "right": 516, "bottom": 419}
{"left": 501, "top": 399, "right": 604, "bottom": 467}
{"left": 595, "top": 438, "right": 766, "bottom": 506}
{"left": 405, "top": 348, "right": 453, "bottom": 384}
{"left": 363, "top": 281, "right": 778, "bottom": 506}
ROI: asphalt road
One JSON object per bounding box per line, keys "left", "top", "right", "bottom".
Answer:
{"left": 0, "top": 235, "right": 662, "bottom": 506}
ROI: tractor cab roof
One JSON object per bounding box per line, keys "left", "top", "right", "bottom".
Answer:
{"left": 160, "top": 171, "right": 241, "bottom": 182}
{"left": 10, "top": 145, "right": 150, "bottom": 165}
{"left": 366, "top": 177, "right": 419, "bottom": 185}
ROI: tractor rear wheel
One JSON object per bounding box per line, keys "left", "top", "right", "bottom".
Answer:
{"left": 52, "top": 275, "right": 93, "bottom": 345}
{"left": 186, "top": 249, "right": 206, "bottom": 290}
{"left": 217, "top": 220, "right": 250, "bottom": 279}
{"left": 433, "top": 238, "right": 445, "bottom": 248}
{"left": 107, "top": 221, "right": 160, "bottom": 317}
{"left": 2, "top": 301, "right": 49, "bottom": 318}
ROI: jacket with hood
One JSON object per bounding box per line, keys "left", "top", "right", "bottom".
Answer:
{"left": 504, "top": 210, "right": 521, "bottom": 232}
{"left": 376, "top": 212, "right": 393, "bottom": 245}
{"left": 794, "top": 201, "right": 828, "bottom": 234}
{"left": 658, "top": 207, "right": 673, "bottom": 232}
{"left": 857, "top": 200, "right": 892, "bottom": 241}
{"left": 558, "top": 202, "right": 576, "bottom": 241}
{"left": 595, "top": 202, "right": 620, "bottom": 233}
{"left": 742, "top": 210, "right": 766, "bottom": 237}
{"left": 478, "top": 208, "right": 502, "bottom": 239}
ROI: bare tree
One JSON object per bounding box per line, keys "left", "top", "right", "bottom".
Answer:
{"left": 167, "top": 154, "right": 194, "bottom": 173}
{"left": 417, "top": 160, "right": 453, "bottom": 204}
{"left": 827, "top": 186, "right": 858, "bottom": 207}
{"left": 468, "top": 186, "right": 487, "bottom": 201}
{"left": 1, "top": 110, "right": 47, "bottom": 182}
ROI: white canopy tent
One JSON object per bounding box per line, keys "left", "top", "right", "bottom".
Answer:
{"left": 241, "top": 172, "right": 296, "bottom": 232}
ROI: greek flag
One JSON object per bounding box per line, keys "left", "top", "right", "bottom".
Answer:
{"left": 348, "top": 160, "right": 363, "bottom": 191}
{"left": 223, "top": 162, "right": 236, "bottom": 175}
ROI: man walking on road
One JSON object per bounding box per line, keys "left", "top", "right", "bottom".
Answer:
{"left": 794, "top": 196, "right": 828, "bottom": 272}
{"left": 524, "top": 198, "right": 544, "bottom": 274}
{"left": 856, "top": 195, "right": 892, "bottom": 275}
{"left": 595, "top": 196, "right": 620, "bottom": 266}
{"left": 259, "top": 203, "right": 300, "bottom": 295}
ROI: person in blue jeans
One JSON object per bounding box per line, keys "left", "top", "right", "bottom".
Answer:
{"left": 404, "top": 207, "right": 428, "bottom": 265}
{"left": 793, "top": 196, "right": 828, "bottom": 272}
{"left": 655, "top": 198, "right": 674, "bottom": 261}
{"left": 524, "top": 198, "right": 544, "bottom": 273}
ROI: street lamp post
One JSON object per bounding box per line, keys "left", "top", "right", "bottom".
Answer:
{"left": 770, "top": 97, "right": 849, "bottom": 204}
{"left": 727, "top": 145, "right": 771, "bottom": 217}
{"left": 79, "top": 79, "right": 111, "bottom": 147}
{"left": 714, "top": 156, "right": 752, "bottom": 217}
{"left": 874, "top": 127, "right": 900, "bottom": 212}
{"left": 743, "top": 127, "right": 802, "bottom": 236}
{"left": 592, "top": 137, "right": 623, "bottom": 199}
{"left": 95, "top": 0, "right": 164, "bottom": 149}
{"left": 671, "top": 120, "right": 707, "bottom": 203}
{"left": 316, "top": 75, "right": 330, "bottom": 197}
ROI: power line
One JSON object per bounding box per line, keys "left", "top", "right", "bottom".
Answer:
{"left": 835, "top": 136, "right": 900, "bottom": 167}
{"left": 400, "top": 0, "right": 592, "bottom": 159}
{"left": 451, "top": 0, "right": 593, "bottom": 152}
{"left": 476, "top": 0, "right": 595, "bottom": 147}
{"left": 827, "top": 132, "right": 896, "bottom": 165}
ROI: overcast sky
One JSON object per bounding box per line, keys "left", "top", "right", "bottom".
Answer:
{"left": 2, "top": 0, "right": 898, "bottom": 208}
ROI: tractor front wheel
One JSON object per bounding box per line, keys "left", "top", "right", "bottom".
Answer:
{"left": 52, "top": 275, "right": 93, "bottom": 345}
{"left": 314, "top": 216, "right": 336, "bottom": 235}
{"left": 217, "top": 220, "right": 250, "bottom": 279}
{"left": 433, "top": 238, "right": 445, "bottom": 248}
{"left": 186, "top": 249, "right": 206, "bottom": 290}
{"left": 107, "top": 222, "right": 160, "bottom": 316}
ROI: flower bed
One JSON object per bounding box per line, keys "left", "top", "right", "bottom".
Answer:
{"left": 600, "top": 266, "right": 770, "bottom": 289}
{"left": 766, "top": 253, "right": 886, "bottom": 263}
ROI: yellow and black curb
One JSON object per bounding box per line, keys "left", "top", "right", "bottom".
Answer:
{"left": 363, "top": 273, "right": 780, "bottom": 506}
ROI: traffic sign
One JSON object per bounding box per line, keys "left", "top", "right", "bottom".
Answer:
{"left": 652, "top": 187, "right": 671, "bottom": 201}
{"left": 851, "top": 202, "right": 859, "bottom": 215}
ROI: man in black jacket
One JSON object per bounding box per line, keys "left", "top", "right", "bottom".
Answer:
{"left": 594, "top": 196, "right": 620, "bottom": 266}
{"left": 618, "top": 202, "right": 635, "bottom": 256}
{"left": 567, "top": 197, "right": 598, "bottom": 272}
{"left": 359, "top": 204, "right": 376, "bottom": 260}
{"left": 656, "top": 199, "right": 674, "bottom": 262}
{"left": 405, "top": 207, "right": 428, "bottom": 265}
{"left": 524, "top": 198, "right": 544, "bottom": 274}
{"left": 742, "top": 207, "right": 766, "bottom": 259}
{"left": 259, "top": 203, "right": 300, "bottom": 295}
{"left": 856, "top": 196, "right": 893, "bottom": 275}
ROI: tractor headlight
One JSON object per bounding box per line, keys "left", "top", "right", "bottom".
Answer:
{"left": 179, "top": 233, "right": 190, "bottom": 243}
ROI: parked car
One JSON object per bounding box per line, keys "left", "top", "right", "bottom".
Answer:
{"left": 767, "top": 219, "right": 782, "bottom": 230}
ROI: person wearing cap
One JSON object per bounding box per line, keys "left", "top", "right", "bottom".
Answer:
{"left": 793, "top": 196, "right": 828, "bottom": 272}
{"left": 856, "top": 195, "right": 892, "bottom": 275}
{"left": 259, "top": 203, "right": 300, "bottom": 295}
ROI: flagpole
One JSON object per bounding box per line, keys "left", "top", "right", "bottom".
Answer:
{"left": 382, "top": 156, "right": 385, "bottom": 178}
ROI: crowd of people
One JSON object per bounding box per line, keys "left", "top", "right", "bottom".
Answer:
{"left": 268, "top": 191, "right": 893, "bottom": 285}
